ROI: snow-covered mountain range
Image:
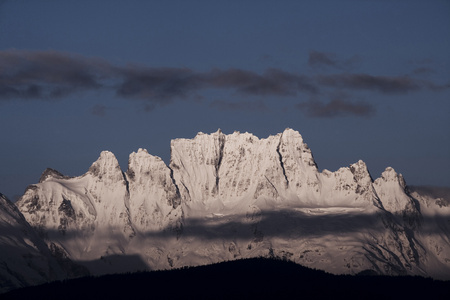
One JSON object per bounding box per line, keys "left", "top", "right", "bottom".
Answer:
{"left": 2, "top": 129, "right": 450, "bottom": 292}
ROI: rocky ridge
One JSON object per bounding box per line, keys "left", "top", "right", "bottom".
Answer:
{"left": 3, "top": 129, "right": 449, "bottom": 292}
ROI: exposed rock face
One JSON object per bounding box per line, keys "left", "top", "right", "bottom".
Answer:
{"left": 375, "top": 167, "right": 416, "bottom": 214}
{"left": 16, "top": 149, "right": 182, "bottom": 266}
{"left": 170, "top": 128, "right": 365, "bottom": 207}
{"left": 279, "top": 128, "right": 319, "bottom": 197}
{"left": 170, "top": 129, "right": 226, "bottom": 205}
{"left": 11, "top": 128, "right": 450, "bottom": 284}
{"left": 39, "top": 168, "right": 70, "bottom": 183}
{"left": 126, "top": 148, "right": 183, "bottom": 233}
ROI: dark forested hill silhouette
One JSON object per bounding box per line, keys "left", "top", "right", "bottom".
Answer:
{"left": 2, "top": 257, "right": 450, "bottom": 299}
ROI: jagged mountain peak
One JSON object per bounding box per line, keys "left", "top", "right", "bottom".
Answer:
{"left": 127, "top": 148, "right": 169, "bottom": 171}
{"left": 279, "top": 128, "right": 307, "bottom": 151}
{"left": 127, "top": 148, "right": 168, "bottom": 181}
{"left": 228, "top": 130, "right": 259, "bottom": 140}
{"left": 179, "top": 128, "right": 307, "bottom": 148}
{"left": 87, "top": 150, "right": 122, "bottom": 181}
{"left": 128, "top": 148, "right": 160, "bottom": 163}
{"left": 373, "top": 167, "right": 416, "bottom": 215}
{"left": 281, "top": 127, "right": 302, "bottom": 137}
{"left": 99, "top": 150, "right": 119, "bottom": 162}
{"left": 349, "top": 160, "right": 373, "bottom": 183}
{"left": 168, "top": 129, "right": 323, "bottom": 206}
{"left": 279, "top": 128, "right": 318, "bottom": 172}
{"left": 135, "top": 148, "right": 149, "bottom": 154}
{"left": 193, "top": 128, "right": 224, "bottom": 139}
{"left": 10, "top": 128, "right": 450, "bottom": 285}
{"left": 39, "top": 168, "right": 69, "bottom": 183}
{"left": 378, "top": 167, "right": 406, "bottom": 188}
{"left": 350, "top": 159, "right": 367, "bottom": 169}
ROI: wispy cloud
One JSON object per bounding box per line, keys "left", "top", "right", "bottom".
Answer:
{"left": 0, "top": 49, "right": 447, "bottom": 118}
{"left": 115, "top": 67, "right": 200, "bottom": 103}
{"left": 206, "top": 68, "right": 318, "bottom": 96}
{"left": 317, "top": 73, "right": 422, "bottom": 94}
{"left": 0, "top": 50, "right": 110, "bottom": 100}
{"left": 0, "top": 50, "right": 319, "bottom": 104}
{"left": 297, "top": 98, "right": 375, "bottom": 118}
{"left": 308, "top": 50, "right": 338, "bottom": 68}
{"left": 308, "top": 50, "right": 360, "bottom": 70}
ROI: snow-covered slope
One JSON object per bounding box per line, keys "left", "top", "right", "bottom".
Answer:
{"left": 13, "top": 129, "right": 450, "bottom": 282}
{"left": 126, "top": 148, "right": 183, "bottom": 233}
{"left": 0, "top": 193, "right": 67, "bottom": 293}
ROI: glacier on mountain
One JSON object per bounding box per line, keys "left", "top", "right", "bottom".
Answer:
{"left": 3, "top": 128, "right": 450, "bottom": 291}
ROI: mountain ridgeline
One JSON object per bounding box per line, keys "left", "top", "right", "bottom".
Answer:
{"left": 2, "top": 129, "right": 450, "bottom": 292}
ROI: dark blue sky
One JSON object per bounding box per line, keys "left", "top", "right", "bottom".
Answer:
{"left": 1, "top": 1, "right": 449, "bottom": 200}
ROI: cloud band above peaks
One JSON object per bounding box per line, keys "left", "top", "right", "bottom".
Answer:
{"left": 0, "top": 49, "right": 447, "bottom": 118}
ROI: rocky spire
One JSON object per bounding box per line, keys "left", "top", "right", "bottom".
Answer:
{"left": 374, "top": 167, "right": 419, "bottom": 218}
{"left": 88, "top": 151, "right": 123, "bottom": 184}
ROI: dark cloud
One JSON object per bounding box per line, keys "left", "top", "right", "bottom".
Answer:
{"left": 317, "top": 73, "right": 423, "bottom": 94}
{"left": 210, "top": 99, "right": 268, "bottom": 112}
{"left": 115, "top": 67, "right": 201, "bottom": 103}
{"left": 0, "top": 84, "right": 41, "bottom": 99}
{"left": 0, "top": 50, "right": 111, "bottom": 100}
{"left": 114, "top": 67, "right": 318, "bottom": 108}
{"left": 0, "top": 50, "right": 320, "bottom": 104}
{"left": 0, "top": 50, "right": 447, "bottom": 118}
{"left": 206, "top": 68, "right": 318, "bottom": 96}
{"left": 297, "top": 98, "right": 375, "bottom": 118}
